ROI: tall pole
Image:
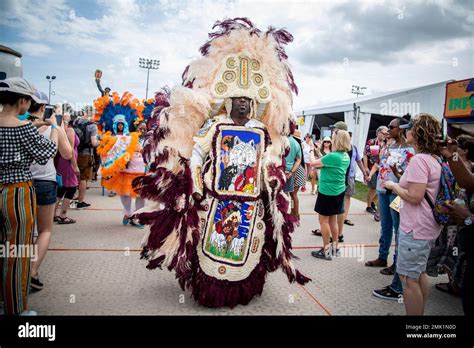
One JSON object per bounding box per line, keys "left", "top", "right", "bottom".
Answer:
{"left": 146, "top": 68, "right": 150, "bottom": 100}
{"left": 139, "top": 58, "right": 160, "bottom": 100}
{"left": 46, "top": 75, "right": 56, "bottom": 103}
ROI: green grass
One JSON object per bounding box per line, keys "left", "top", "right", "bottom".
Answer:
{"left": 352, "top": 181, "right": 370, "bottom": 203}
{"left": 309, "top": 179, "right": 370, "bottom": 203}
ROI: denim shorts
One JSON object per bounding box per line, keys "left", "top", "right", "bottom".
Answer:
{"left": 284, "top": 174, "right": 294, "bottom": 193}
{"left": 396, "top": 229, "right": 433, "bottom": 280}
{"left": 34, "top": 180, "right": 58, "bottom": 206}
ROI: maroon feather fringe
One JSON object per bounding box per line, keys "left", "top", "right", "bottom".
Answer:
{"left": 190, "top": 250, "right": 266, "bottom": 308}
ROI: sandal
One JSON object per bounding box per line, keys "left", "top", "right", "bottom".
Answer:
{"left": 312, "top": 229, "right": 322, "bottom": 236}
{"left": 374, "top": 213, "right": 380, "bottom": 222}
{"left": 53, "top": 216, "right": 61, "bottom": 222}
{"left": 435, "top": 283, "right": 461, "bottom": 297}
{"left": 344, "top": 219, "right": 354, "bottom": 226}
{"left": 57, "top": 216, "right": 76, "bottom": 224}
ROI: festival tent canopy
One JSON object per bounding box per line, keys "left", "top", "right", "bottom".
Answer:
{"left": 295, "top": 80, "right": 452, "bottom": 181}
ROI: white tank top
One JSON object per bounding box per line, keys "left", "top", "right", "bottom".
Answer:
{"left": 30, "top": 126, "right": 57, "bottom": 181}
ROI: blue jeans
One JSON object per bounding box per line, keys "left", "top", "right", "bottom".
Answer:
{"left": 377, "top": 192, "right": 399, "bottom": 262}
{"left": 377, "top": 192, "right": 402, "bottom": 293}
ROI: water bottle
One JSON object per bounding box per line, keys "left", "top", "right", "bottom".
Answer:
{"left": 454, "top": 189, "right": 466, "bottom": 207}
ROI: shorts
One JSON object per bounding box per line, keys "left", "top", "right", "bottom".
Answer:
{"left": 284, "top": 174, "right": 294, "bottom": 193}
{"left": 345, "top": 176, "right": 355, "bottom": 196}
{"left": 396, "top": 229, "right": 433, "bottom": 280}
{"left": 33, "top": 180, "right": 57, "bottom": 206}
{"left": 368, "top": 171, "right": 378, "bottom": 189}
{"left": 57, "top": 186, "right": 77, "bottom": 200}
{"left": 314, "top": 191, "right": 345, "bottom": 216}
{"left": 77, "top": 154, "right": 94, "bottom": 181}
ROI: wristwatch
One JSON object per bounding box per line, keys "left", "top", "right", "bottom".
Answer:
{"left": 464, "top": 214, "right": 474, "bottom": 226}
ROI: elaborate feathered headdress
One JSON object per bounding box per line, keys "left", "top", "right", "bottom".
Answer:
{"left": 181, "top": 18, "right": 297, "bottom": 144}
{"left": 94, "top": 91, "right": 144, "bottom": 133}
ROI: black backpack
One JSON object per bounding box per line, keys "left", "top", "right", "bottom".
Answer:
{"left": 74, "top": 119, "right": 92, "bottom": 151}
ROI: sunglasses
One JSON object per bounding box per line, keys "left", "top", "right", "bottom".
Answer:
{"left": 388, "top": 125, "right": 399, "bottom": 130}
{"left": 323, "top": 141, "right": 331, "bottom": 144}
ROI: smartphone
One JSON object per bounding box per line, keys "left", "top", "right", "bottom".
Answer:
{"left": 56, "top": 114, "right": 63, "bottom": 126}
{"left": 43, "top": 105, "right": 55, "bottom": 120}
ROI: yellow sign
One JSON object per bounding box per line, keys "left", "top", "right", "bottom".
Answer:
{"left": 296, "top": 116, "right": 305, "bottom": 125}
{"left": 444, "top": 78, "right": 473, "bottom": 118}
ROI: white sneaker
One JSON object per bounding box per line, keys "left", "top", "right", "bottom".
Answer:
{"left": 20, "top": 310, "right": 37, "bottom": 316}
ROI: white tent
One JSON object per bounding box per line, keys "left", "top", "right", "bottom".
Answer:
{"left": 295, "top": 80, "right": 452, "bottom": 181}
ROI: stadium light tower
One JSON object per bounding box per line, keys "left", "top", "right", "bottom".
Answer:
{"left": 138, "top": 58, "right": 160, "bottom": 99}
{"left": 46, "top": 75, "right": 56, "bottom": 102}
{"left": 351, "top": 85, "right": 366, "bottom": 98}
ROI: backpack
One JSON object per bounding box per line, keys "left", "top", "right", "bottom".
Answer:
{"left": 424, "top": 155, "right": 459, "bottom": 225}
{"left": 73, "top": 119, "right": 92, "bottom": 151}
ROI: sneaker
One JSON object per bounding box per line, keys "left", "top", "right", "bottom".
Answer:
{"left": 311, "top": 248, "right": 332, "bottom": 260}
{"left": 130, "top": 219, "right": 144, "bottom": 229}
{"left": 371, "top": 202, "right": 377, "bottom": 211}
{"left": 372, "top": 286, "right": 403, "bottom": 301}
{"left": 76, "top": 201, "right": 91, "bottom": 209}
{"left": 69, "top": 200, "right": 77, "bottom": 209}
{"left": 122, "top": 215, "right": 129, "bottom": 226}
{"left": 365, "top": 207, "right": 376, "bottom": 214}
{"left": 30, "top": 276, "right": 43, "bottom": 291}
{"left": 20, "top": 310, "right": 37, "bottom": 316}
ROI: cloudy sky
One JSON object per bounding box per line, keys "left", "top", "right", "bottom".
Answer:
{"left": 1, "top": 0, "right": 472, "bottom": 110}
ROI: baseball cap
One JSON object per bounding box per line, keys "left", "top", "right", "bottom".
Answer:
{"left": 323, "top": 136, "right": 332, "bottom": 142}
{"left": 32, "top": 90, "right": 49, "bottom": 104}
{"left": 329, "top": 121, "right": 348, "bottom": 131}
{"left": 0, "top": 77, "right": 44, "bottom": 103}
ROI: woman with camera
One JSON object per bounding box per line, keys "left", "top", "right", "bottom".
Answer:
{"left": 29, "top": 99, "right": 72, "bottom": 292}
{"left": 0, "top": 78, "right": 58, "bottom": 315}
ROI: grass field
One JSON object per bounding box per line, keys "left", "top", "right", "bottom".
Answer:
{"left": 309, "top": 180, "right": 370, "bottom": 203}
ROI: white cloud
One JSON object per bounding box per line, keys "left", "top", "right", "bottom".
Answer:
{"left": 0, "top": 0, "right": 472, "bottom": 110}
{"left": 9, "top": 42, "right": 53, "bottom": 57}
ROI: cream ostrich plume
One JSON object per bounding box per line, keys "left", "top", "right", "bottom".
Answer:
{"left": 149, "top": 18, "right": 297, "bottom": 167}
{"left": 183, "top": 18, "right": 297, "bottom": 156}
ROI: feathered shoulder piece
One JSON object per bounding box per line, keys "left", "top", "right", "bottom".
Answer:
{"left": 94, "top": 91, "right": 144, "bottom": 133}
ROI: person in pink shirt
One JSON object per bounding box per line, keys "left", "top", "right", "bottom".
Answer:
{"left": 383, "top": 113, "right": 442, "bottom": 315}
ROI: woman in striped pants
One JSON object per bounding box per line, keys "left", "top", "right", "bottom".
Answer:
{"left": 0, "top": 80, "right": 57, "bottom": 315}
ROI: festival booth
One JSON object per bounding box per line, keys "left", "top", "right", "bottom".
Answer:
{"left": 296, "top": 80, "right": 451, "bottom": 181}
{"left": 444, "top": 78, "right": 474, "bottom": 136}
